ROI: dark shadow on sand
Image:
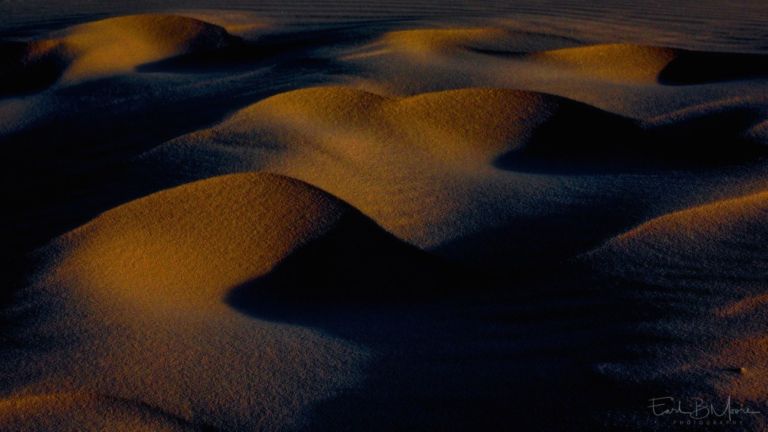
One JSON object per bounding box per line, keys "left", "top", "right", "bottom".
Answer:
{"left": 224, "top": 224, "right": 698, "bottom": 431}
{"left": 494, "top": 103, "right": 767, "bottom": 175}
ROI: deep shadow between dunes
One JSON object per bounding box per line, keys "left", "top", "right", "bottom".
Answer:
{"left": 495, "top": 103, "right": 768, "bottom": 175}
{"left": 431, "top": 200, "right": 648, "bottom": 272}
{"left": 220, "top": 189, "right": 765, "bottom": 431}
{"left": 0, "top": 41, "right": 71, "bottom": 96}
{"left": 225, "top": 211, "right": 470, "bottom": 320}
{"left": 225, "top": 230, "right": 701, "bottom": 431}
{"left": 659, "top": 50, "right": 768, "bottom": 85}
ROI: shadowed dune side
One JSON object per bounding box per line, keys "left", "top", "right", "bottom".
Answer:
{"left": 572, "top": 192, "right": 768, "bottom": 429}
{"left": 0, "top": 14, "right": 238, "bottom": 94}
{"left": 645, "top": 96, "right": 768, "bottom": 149}
{"left": 0, "top": 392, "right": 207, "bottom": 432}
{"left": 581, "top": 191, "right": 768, "bottom": 289}
{"left": 2, "top": 25, "right": 369, "bottom": 261}
{"left": 226, "top": 209, "right": 460, "bottom": 317}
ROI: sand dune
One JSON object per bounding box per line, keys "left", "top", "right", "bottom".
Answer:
{"left": 359, "top": 29, "right": 768, "bottom": 88}
{"left": 574, "top": 192, "right": 768, "bottom": 430}
{"left": 0, "top": 39, "right": 71, "bottom": 95}
{"left": 372, "top": 28, "right": 543, "bottom": 57}
{"left": 533, "top": 43, "right": 768, "bottom": 84}
{"left": 144, "top": 86, "right": 648, "bottom": 265}
{"left": 39, "top": 171, "right": 446, "bottom": 306}
{"left": 209, "top": 86, "right": 638, "bottom": 164}
{"left": 0, "top": 14, "right": 237, "bottom": 92}
{"left": 146, "top": 86, "right": 766, "bottom": 267}
{"left": 531, "top": 44, "right": 678, "bottom": 82}
{"left": 43, "top": 172, "right": 348, "bottom": 305}
{"left": 581, "top": 191, "right": 768, "bottom": 288}
{"left": 8, "top": 173, "right": 460, "bottom": 431}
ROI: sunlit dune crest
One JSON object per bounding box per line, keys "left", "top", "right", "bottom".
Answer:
{"left": 582, "top": 191, "right": 768, "bottom": 288}
{"left": 531, "top": 44, "right": 679, "bottom": 82}
{"left": 43, "top": 172, "right": 346, "bottom": 307}
{"left": 375, "top": 28, "right": 519, "bottom": 56}
{"left": 0, "top": 14, "right": 237, "bottom": 90}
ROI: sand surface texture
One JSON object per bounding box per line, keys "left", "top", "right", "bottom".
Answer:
{"left": 2, "top": 2, "right": 767, "bottom": 431}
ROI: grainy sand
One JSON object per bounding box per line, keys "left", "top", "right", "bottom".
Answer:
{"left": 2, "top": 2, "right": 768, "bottom": 431}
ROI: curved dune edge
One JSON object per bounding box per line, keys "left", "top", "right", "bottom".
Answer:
{"left": 21, "top": 172, "right": 433, "bottom": 430}
{"left": 0, "top": 392, "right": 198, "bottom": 432}
{"left": 373, "top": 27, "right": 523, "bottom": 57}
{"left": 360, "top": 27, "right": 768, "bottom": 85}
{"left": 38, "top": 170, "right": 448, "bottom": 309}
{"left": 531, "top": 44, "right": 678, "bottom": 82}
{"left": 144, "top": 86, "right": 635, "bottom": 262}
{"left": 189, "top": 86, "right": 634, "bottom": 166}
{"left": 579, "top": 191, "right": 768, "bottom": 287}
{"left": 578, "top": 191, "right": 768, "bottom": 429}
{"left": 41, "top": 172, "right": 348, "bottom": 308}
{"left": 145, "top": 85, "right": 764, "bottom": 267}
{"left": 0, "top": 14, "right": 237, "bottom": 92}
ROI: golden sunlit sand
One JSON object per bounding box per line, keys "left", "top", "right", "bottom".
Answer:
{"left": 2, "top": 3, "right": 768, "bottom": 431}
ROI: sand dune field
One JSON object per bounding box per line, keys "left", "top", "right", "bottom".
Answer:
{"left": 2, "top": 2, "right": 768, "bottom": 430}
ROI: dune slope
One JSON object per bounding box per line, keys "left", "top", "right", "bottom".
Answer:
{"left": 0, "top": 14, "right": 238, "bottom": 93}
{"left": 581, "top": 191, "right": 768, "bottom": 288}
{"left": 7, "top": 172, "right": 454, "bottom": 431}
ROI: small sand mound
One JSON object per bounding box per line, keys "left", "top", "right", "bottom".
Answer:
{"left": 43, "top": 172, "right": 347, "bottom": 308}
{"left": 377, "top": 28, "right": 519, "bottom": 56}
{"left": 532, "top": 43, "right": 768, "bottom": 84}
{"left": 0, "top": 393, "right": 196, "bottom": 432}
{"left": 40, "top": 170, "right": 447, "bottom": 309}
{"left": 581, "top": 191, "right": 768, "bottom": 288}
{"left": 62, "top": 14, "right": 236, "bottom": 79}
{"left": 0, "top": 14, "right": 237, "bottom": 91}
{"left": 0, "top": 40, "right": 72, "bottom": 95}
{"left": 532, "top": 44, "right": 679, "bottom": 82}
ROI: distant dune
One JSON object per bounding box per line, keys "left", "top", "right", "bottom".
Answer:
{"left": 2, "top": 5, "right": 768, "bottom": 432}
{"left": 0, "top": 15, "right": 237, "bottom": 94}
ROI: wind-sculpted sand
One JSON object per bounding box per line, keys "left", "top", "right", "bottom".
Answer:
{"left": 2, "top": 4, "right": 768, "bottom": 431}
